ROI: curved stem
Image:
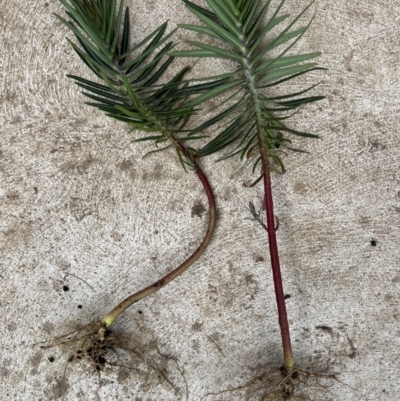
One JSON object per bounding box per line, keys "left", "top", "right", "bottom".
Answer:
{"left": 100, "top": 155, "right": 216, "bottom": 330}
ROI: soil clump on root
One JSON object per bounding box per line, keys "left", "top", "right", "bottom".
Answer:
{"left": 41, "top": 322, "right": 188, "bottom": 399}
{"left": 202, "top": 366, "right": 340, "bottom": 401}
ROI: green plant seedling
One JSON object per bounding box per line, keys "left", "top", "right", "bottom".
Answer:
{"left": 50, "top": 0, "right": 218, "bottom": 366}
{"left": 171, "top": 0, "right": 331, "bottom": 395}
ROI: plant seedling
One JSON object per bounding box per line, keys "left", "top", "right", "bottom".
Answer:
{"left": 170, "top": 0, "right": 327, "bottom": 389}
{"left": 50, "top": 0, "right": 219, "bottom": 364}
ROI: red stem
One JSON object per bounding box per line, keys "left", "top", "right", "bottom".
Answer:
{"left": 101, "top": 145, "right": 216, "bottom": 329}
{"left": 258, "top": 128, "right": 294, "bottom": 374}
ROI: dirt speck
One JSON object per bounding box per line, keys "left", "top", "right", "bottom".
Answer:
{"left": 2, "top": 223, "right": 31, "bottom": 249}
{"left": 255, "top": 255, "right": 264, "bottom": 262}
{"left": 42, "top": 321, "right": 55, "bottom": 333}
{"left": 6, "top": 191, "right": 19, "bottom": 200}
{"left": 117, "top": 368, "right": 130, "bottom": 382}
{"left": 29, "top": 351, "right": 43, "bottom": 367}
{"left": 368, "top": 139, "right": 387, "bottom": 152}
{"left": 191, "top": 202, "right": 206, "bottom": 218}
{"left": 142, "top": 163, "right": 163, "bottom": 181}
{"left": 7, "top": 322, "right": 17, "bottom": 332}
{"left": 70, "top": 197, "right": 93, "bottom": 221}
{"left": 316, "top": 325, "right": 333, "bottom": 335}
{"left": 293, "top": 181, "right": 307, "bottom": 195}
{"left": 192, "top": 322, "right": 203, "bottom": 331}
{"left": 50, "top": 378, "right": 70, "bottom": 399}
{"left": 76, "top": 155, "right": 95, "bottom": 174}
{"left": 119, "top": 159, "right": 137, "bottom": 180}
{"left": 384, "top": 294, "right": 394, "bottom": 302}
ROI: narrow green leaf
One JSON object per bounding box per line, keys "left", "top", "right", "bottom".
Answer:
{"left": 119, "top": 7, "right": 130, "bottom": 64}
{"left": 224, "top": 0, "right": 241, "bottom": 18}
{"left": 185, "top": 79, "right": 245, "bottom": 108}
{"left": 276, "top": 96, "right": 325, "bottom": 107}
{"left": 113, "top": 105, "right": 145, "bottom": 120}
{"left": 80, "top": 91, "right": 124, "bottom": 106}
{"left": 255, "top": 52, "right": 321, "bottom": 75}
{"left": 169, "top": 49, "right": 223, "bottom": 58}
{"left": 118, "top": 22, "right": 167, "bottom": 60}
{"left": 143, "top": 145, "right": 172, "bottom": 158}
{"left": 266, "top": 125, "right": 319, "bottom": 138}
{"left": 105, "top": 0, "right": 116, "bottom": 43}
{"left": 67, "top": 74, "right": 112, "bottom": 92}
{"left": 131, "top": 42, "right": 174, "bottom": 83}
{"left": 143, "top": 56, "right": 174, "bottom": 87}
{"left": 205, "top": 0, "right": 242, "bottom": 36}
{"left": 179, "top": 24, "right": 225, "bottom": 41}
{"left": 133, "top": 135, "right": 164, "bottom": 142}
{"left": 249, "top": 14, "right": 290, "bottom": 53}
{"left": 261, "top": 82, "right": 321, "bottom": 101}
{"left": 110, "top": 0, "right": 124, "bottom": 53}
{"left": 178, "top": 136, "right": 209, "bottom": 141}
{"left": 182, "top": 0, "right": 218, "bottom": 21}
{"left": 244, "top": 0, "right": 272, "bottom": 42}
{"left": 252, "top": 27, "right": 306, "bottom": 63}
{"left": 56, "top": 15, "right": 114, "bottom": 68}
{"left": 180, "top": 7, "right": 246, "bottom": 52}
{"left": 101, "top": 0, "right": 107, "bottom": 37}
{"left": 240, "top": 0, "right": 260, "bottom": 25}
{"left": 192, "top": 101, "right": 244, "bottom": 133}
{"left": 185, "top": 40, "right": 245, "bottom": 62}
{"left": 124, "top": 27, "right": 177, "bottom": 74}
{"left": 259, "top": 67, "right": 327, "bottom": 88}
{"left": 258, "top": 63, "right": 316, "bottom": 84}
{"left": 252, "top": 1, "right": 316, "bottom": 60}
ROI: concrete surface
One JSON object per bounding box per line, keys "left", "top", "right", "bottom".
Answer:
{"left": 1, "top": 0, "right": 399, "bottom": 400}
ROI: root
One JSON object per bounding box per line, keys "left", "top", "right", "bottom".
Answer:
{"left": 40, "top": 322, "right": 188, "bottom": 400}
{"left": 201, "top": 366, "right": 344, "bottom": 401}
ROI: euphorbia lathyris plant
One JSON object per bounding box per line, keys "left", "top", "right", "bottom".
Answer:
{"left": 171, "top": 0, "right": 325, "bottom": 375}
{"left": 53, "top": 0, "right": 219, "bottom": 345}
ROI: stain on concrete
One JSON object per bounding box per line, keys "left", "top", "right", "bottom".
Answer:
{"left": 368, "top": 139, "right": 387, "bottom": 153}
{"left": 119, "top": 159, "right": 137, "bottom": 180}
{"left": 316, "top": 325, "right": 333, "bottom": 335}
{"left": 192, "top": 322, "right": 203, "bottom": 332}
{"left": 293, "top": 181, "right": 307, "bottom": 195}
{"left": 384, "top": 294, "right": 394, "bottom": 302}
{"left": 142, "top": 162, "right": 163, "bottom": 181}
{"left": 29, "top": 351, "right": 44, "bottom": 367}
{"left": 2, "top": 222, "right": 31, "bottom": 250}
{"left": 117, "top": 368, "right": 130, "bottom": 383}
{"left": 7, "top": 322, "right": 17, "bottom": 332}
{"left": 70, "top": 197, "right": 93, "bottom": 221}
{"left": 42, "top": 322, "right": 55, "bottom": 333}
{"left": 50, "top": 378, "right": 70, "bottom": 399}
{"left": 191, "top": 202, "right": 206, "bottom": 218}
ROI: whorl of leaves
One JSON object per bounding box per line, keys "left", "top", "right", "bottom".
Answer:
{"left": 171, "top": 0, "right": 326, "bottom": 174}
{"left": 55, "top": 0, "right": 217, "bottom": 166}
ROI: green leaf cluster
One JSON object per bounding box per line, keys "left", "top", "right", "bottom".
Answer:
{"left": 170, "top": 0, "right": 325, "bottom": 173}
{"left": 56, "top": 0, "right": 324, "bottom": 177}
{"left": 55, "top": 0, "right": 219, "bottom": 165}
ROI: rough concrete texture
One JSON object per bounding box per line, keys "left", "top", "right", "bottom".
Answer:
{"left": 1, "top": 0, "right": 399, "bottom": 400}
